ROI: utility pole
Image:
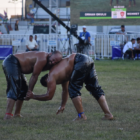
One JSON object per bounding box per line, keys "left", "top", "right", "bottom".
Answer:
{"left": 49, "top": 0, "right": 58, "bottom": 34}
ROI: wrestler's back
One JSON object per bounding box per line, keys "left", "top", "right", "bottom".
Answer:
{"left": 14, "top": 52, "right": 47, "bottom": 74}
{"left": 49, "top": 53, "right": 76, "bottom": 84}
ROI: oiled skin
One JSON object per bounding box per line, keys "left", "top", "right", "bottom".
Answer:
{"left": 48, "top": 53, "right": 76, "bottom": 85}
{"left": 14, "top": 51, "right": 50, "bottom": 74}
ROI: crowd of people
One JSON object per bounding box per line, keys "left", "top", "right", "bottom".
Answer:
{"left": 110, "top": 0, "right": 136, "bottom": 7}
{"left": 122, "top": 37, "right": 140, "bottom": 60}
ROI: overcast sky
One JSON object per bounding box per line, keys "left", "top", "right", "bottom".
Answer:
{"left": 0, "top": 0, "right": 22, "bottom": 18}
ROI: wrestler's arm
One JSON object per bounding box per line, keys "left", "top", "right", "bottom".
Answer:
{"left": 56, "top": 82, "right": 69, "bottom": 114}
{"left": 27, "top": 74, "right": 56, "bottom": 101}
{"left": 28, "top": 55, "right": 46, "bottom": 91}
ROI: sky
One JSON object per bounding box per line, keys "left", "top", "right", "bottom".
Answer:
{"left": 0, "top": 0, "right": 22, "bottom": 19}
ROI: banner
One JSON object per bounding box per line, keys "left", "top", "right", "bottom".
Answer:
{"left": 0, "top": 45, "right": 12, "bottom": 60}
{"left": 112, "top": 46, "right": 122, "bottom": 60}
{"left": 80, "top": 11, "right": 140, "bottom": 19}
{"left": 71, "top": 0, "right": 140, "bottom": 25}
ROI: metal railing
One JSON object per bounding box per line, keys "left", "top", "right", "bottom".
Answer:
{"left": 0, "top": 34, "right": 139, "bottom": 59}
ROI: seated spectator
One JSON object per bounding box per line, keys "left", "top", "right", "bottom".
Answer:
{"left": 15, "top": 20, "right": 19, "bottom": 31}
{"left": 26, "top": 35, "right": 39, "bottom": 52}
{"left": 133, "top": 37, "right": 140, "bottom": 59}
{"left": 0, "top": 30, "right": 2, "bottom": 34}
{"left": 122, "top": 38, "right": 135, "bottom": 59}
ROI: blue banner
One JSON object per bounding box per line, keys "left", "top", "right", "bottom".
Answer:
{"left": 0, "top": 45, "right": 12, "bottom": 60}
{"left": 112, "top": 45, "right": 122, "bottom": 60}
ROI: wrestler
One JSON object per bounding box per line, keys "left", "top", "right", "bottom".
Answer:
{"left": 2, "top": 51, "right": 62, "bottom": 120}
{"left": 26, "top": 53, "right": 113, "bottom": 121}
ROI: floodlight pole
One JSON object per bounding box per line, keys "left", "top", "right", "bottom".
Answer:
{"left": 33, "top": 0, "right": 83, "bottom": 43}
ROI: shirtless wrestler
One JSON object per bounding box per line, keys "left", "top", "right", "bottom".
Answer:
{"left": 26, "top": 53, "right": 113, "bottom": 121}
{"left": 2, "top": 51, "right": 62, "bottom": 120}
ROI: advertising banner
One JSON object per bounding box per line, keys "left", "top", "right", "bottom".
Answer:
{"left": 0, "top": 45, "right": 12, "bottom": 60}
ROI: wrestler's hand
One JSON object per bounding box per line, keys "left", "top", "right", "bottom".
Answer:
{"left": 56, "top": 106, "right": 65, "bottom": 115}
{"left": 26, "top": 90, "right": 34, "bottom": 99}
{"left": 24, "top": 97, "right": 30, "bottom": 101}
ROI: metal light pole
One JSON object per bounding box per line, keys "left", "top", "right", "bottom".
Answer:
{"left": 22, "top": 0, "right": 23, "bottom": 20}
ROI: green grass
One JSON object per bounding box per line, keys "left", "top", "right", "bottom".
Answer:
{"left": 0, "top": 60, "right": 140, "bottom": 140}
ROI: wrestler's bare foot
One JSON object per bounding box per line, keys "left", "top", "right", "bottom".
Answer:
{"left": 102, "top": 114, "right": 113, "bottom": 120}
{"left": 4, "top": 115, "right": 13, "bottom": 120}
{"left": 13, "top": 114, "right": 23, "bottom": 118}
{"left": 73, "top": 114, "right": 87, "bottom": 121}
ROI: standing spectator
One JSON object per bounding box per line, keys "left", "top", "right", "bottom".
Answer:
{"left": 15, "top": 20, "right": 19, "bottom": 31}
{"left": 117, "top": 25, "right": 127, "bottom": 36}
{"left": 129, "top": 0, "right": 136, "bottom": 7}
{"left": 0, "top": 30, "right": 2, "bottom": 34}
{"left": 78, "top": 26, "right": 91, "bottom": 55}
{"left": 110, "top": 0, "right": 119, "bottom": 6}
{"left": 34, "top": 35, "right": 40, "bottom": 50}
{"left": 117, "top": 25, "right": 128, "bottom": 52}
{"left": 26, "top": 35, "right": 38, "bottom": 51}
{"left": 122, "top": 38, "right": 135, "bottom": 59}
{"left": 35, "top": 35, "right": 37, "bottom": 42}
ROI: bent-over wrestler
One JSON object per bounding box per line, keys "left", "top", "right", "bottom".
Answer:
{"left": 2, "top": 51, "right": 62, "bottom": 120}
{"left": 26, "top": 53, "right": 113, "bottom": 121}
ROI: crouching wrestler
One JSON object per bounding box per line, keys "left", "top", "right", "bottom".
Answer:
{"left": 26, "top": 53, "right": 113, "bottom": 121}
{"left": 2, "top": 51, "right": 62, "bottom": 120}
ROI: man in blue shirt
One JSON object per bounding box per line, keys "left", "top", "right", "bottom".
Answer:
{"left": 78, "top": 26, "right": 91, "bottom": 55}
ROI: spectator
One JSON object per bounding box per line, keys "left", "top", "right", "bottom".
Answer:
{"left": 0, "top": 30, "right": 2, "bottom": 34}
{"left": 35, "top": 35, "right": 37, "bottom": 42}
{"left": 15, "top": 20, "right": 19, "bottom": 31}
{"left": 110, "top": 0, "right": 119, "bottom": 6}
{"left": 26, "top": 35, "right": 38, "bottom": 51}
{"left": 34, "top": 35, "right": 40, "bottom": 50}
{"left": 132, "top": 37, "right": 140, "bottom": 59}
{"left": 78, "top": 26, "right": 91, "bottom": 55}
{"left": 129, "top": 0, "right": 136, "bottom": 7}
{"left": 117, "top": 25, "right": 128, "bottom": 52}
{"left": 122, "top": 38, "right": 135, "bottom": 59}
{"left": 117, "top": 25, "right": 126, "bottom": 35}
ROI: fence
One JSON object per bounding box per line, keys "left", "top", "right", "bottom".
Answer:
{"left": 0, "top": 34, "right": 140, "bottom": 59}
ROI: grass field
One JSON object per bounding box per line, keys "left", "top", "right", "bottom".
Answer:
{"left": 0, "top": 60, "right": 140, "bottom": 140}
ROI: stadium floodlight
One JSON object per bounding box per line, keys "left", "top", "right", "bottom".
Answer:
{"left": 8, "top": 0, "right": 22, "bottom": 17}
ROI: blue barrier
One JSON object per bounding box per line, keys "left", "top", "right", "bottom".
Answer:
{"left": 0, "top": 45, "right": 12, "bottom": 60}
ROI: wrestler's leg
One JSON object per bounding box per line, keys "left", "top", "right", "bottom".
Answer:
{"left": 14, "top": 100, "right": 23, "bottom": 117}
{"left": 4, "top": 98, "right": 15, "bottom": 120}
{"left": 85, "top": 64, "right": 113, "bottom": 120}
{"left": 98, "top": 95, "right": 113, "bottom": 120}
{"left": 72, "top": 96, "right": 87, "bottom": 121}
{"left": 14, "top": 73, "right": 28, "bottom": 117}
{"left": 69, "top": 69, "right": 87, "bottom": 121}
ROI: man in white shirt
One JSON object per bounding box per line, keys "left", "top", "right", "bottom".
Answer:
{"left": 123, "top": 38, "right": 135, "bottom": 59}
{"left": 132, "top": 37, "right": 140, "bottom": 59}
{"left": 26, "top": 35, "right": 38, "bottom": 51}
